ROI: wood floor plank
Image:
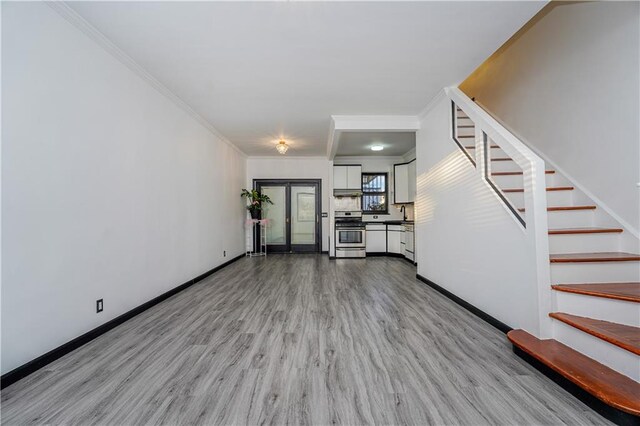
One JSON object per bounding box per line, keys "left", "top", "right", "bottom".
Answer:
{"left": 0, "top": 255, "right": 613, "bottom": 425}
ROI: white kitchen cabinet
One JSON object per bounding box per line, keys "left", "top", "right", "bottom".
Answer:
{"left": 333, "top": 166, "right": 348, "bottom": 189}
{"left": 393, "top": 160, "right": 416, "bottom": 204}
{"left": 347, "top": 166, "right": 362, "bottom": 190}
{"left": 334, "top": 165, "right": 362, "bottom": 190}
{"left": 394, "top": 163, "right": 409, "bottom": 204}
{"left": 387, "top": 225, "right": 403, "bottom": 254}
{"left": 408, "top": 160, "right": 416, "bottom": 203}
{"left": 366, "top": 225, "right": 386, "bottom": 253}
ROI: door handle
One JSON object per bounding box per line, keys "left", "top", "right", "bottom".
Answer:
{"left": 286, "top": 217, "right": 290, "bottom": 223}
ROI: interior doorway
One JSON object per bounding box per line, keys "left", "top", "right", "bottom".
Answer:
{"left": 254, "top": 179, "right": 321, "bottom": 253}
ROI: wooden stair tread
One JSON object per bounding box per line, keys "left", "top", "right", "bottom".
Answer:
{"left": 550, "top": 252, "right": 640, "bottom": 263}
{"left": 492, "top": 171, "right": 555, "bottom": 176}
{"left": 463, "top": 144, "right": 500, "bottom": 148}
{"left": 504, "top": 186, "right": 574, "bottom": 193}
{"left": 548, "top": 227, "right": 623, "bottom": 235}
{"left": 552, "top": 283, "right": 640, "bottom": 303}
{"left": 457, "top": 135, "right": 475, "bottom": 138}
{"left": 549, "top": 312, "right": 640, "bottom": 355}
{"left": 457, "top": 125, "right": 475, "bottom": 128}
{"left": 491, "top": 158, "right": 513, "bottom": 162}
{"left": 518, "top": 206, "right": 596, "bottom": 212}
{"left": 507, "top": 329, "right": 640, "bottom": 416}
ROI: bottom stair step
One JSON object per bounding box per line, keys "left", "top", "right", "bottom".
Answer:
{"left": 507, "top": 329, "right": 640, "bottom": 417}
{"left": 549, "top": 312, "right": 640, "bottom": 355}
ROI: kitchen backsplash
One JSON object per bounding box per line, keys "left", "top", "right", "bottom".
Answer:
{"left": 333, "top": 196, "right": 361, "bottom": 212}
{"left": 363, "top": 203, "right": 414, "bottom": 222}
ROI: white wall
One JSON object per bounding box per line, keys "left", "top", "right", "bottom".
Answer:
{"left": 1, "top": 2, "right": 246, "bottom": 374}
{"left": 246, "top": 157, "right": 330, "bottom": 251}
{"left": 416, "top": 94, "right": 539, "bottom": 332}
{"left": 460, "top": 1, "right": 640, "bottom": 235}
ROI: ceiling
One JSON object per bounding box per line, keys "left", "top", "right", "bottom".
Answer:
{"left": 68, "top": 1, "right": 544, "bottom": 157}
{"left": 336, "top": 132, "right": 415, "bottom": 157}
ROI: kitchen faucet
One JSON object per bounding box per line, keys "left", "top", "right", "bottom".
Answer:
{"left": 400, "top": 205, "right": 407, "bottom": 221}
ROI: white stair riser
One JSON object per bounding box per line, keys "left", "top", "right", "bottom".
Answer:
{"left": 549, "top": 232, "right": 621, "bottom": 254}
{"left": 456, "top": 128, "right": 475, "bottom": 137}
{"left": 489, "top": 160, "right": 522, "bottom": 172}
{"left": 552, "top": 320, "right": 640, "bottom": 381}
{"left": 547, "top": 210, "right": 595, "bottom": 228}
{"left": 490, "top": 174, "right": 555, "bottom": 188}
{"left": 552, "top": 291, "right": 640, "bottom": 327}
{"left": 487, "top": 148, "right": 507, "bottom": 158}
{"left": 505, "top": 190, "right": 573, "bottom": 208}
{"left": 550, "top": 261, "right": 640, "bottom": 283}
{"left": 458, "top": 145, "right": 509, "bottom": 159}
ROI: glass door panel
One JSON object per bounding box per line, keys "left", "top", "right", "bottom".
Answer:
{"left": 291, "top": 186, "right": 316, "bottom": 245}
{"left": 255, "top": 180, "right": 320, "bottom": 253}
{"left": 261, "top": 186, "right": 286, "bottom": 246}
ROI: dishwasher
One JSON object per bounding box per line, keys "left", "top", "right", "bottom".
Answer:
{"left": 404, "top": 224, "right": 415, "bottom": 262}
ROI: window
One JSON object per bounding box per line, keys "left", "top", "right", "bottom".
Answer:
{"left": 361, "top": 173, "right": 388, "bottom": 214}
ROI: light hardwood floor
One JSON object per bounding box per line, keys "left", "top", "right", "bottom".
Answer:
{"left": 1, "top": 255, "right": 611, "bottom": 425}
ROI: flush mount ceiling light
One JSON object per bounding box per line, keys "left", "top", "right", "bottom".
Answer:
{"left": 276, "top": 139, "right": 289, "bottom": 155}
{"left": 371, "top": 145, "right": 384, "bottom": 151}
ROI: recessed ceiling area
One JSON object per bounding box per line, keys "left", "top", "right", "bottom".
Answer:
{"left": 336, "top": 132, "right": 416, "bottom": 157}
{"left": 67, "top": 1, "right": 544, "bottom": 157}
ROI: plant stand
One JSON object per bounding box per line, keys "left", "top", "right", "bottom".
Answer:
{"left": 245, "top": 219, "right": 267, "bottom": 257}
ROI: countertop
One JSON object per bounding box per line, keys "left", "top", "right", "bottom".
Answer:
{"left": 363, "top": 220, "right": 414, "bottom": 225}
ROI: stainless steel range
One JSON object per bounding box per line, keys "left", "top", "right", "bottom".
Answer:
{"left": 335, "top": 211, "right": 366, "bottom": 258}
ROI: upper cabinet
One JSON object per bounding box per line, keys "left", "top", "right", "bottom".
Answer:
{"left": 408, "top": 160, "right": 416, "bottom": 202}
{"left": 394, "top": 163, "right": 409, "bottom": 203}
{"left": 393, "top": 159, "right": 416, "bottom": 204}
{"left": 334, "top": 165, "right": 362, "bottom": 190}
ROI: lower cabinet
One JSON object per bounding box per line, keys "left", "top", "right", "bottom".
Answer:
{"left": 387, "top": 225, "right": 403, "bottom": 254}
{"left": 365, "top": 223, "right": 415, "bottom": 261}
{"left": 366, "top": 224, "right": 386, "bottom": 253}
{"left": 366, "top": 230, "right": 386, "bottom": 253}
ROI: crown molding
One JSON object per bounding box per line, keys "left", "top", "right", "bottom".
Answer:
{"left": 47, "top": 1, "right": 246, "bottom": 158}
{"left": 247, "top": 155, "right": 330, "bottom": 161}
{"left": 417, "top": 88, "right": 447, "bottom": 122}
{"left": 326, "top": 118, "right": 337, "bottom": 160}
{"left": 334, "top": 155, "right": 404, "bottom": 162}
{"left": 331, "top": 115, "right": 420, "bottom": 131}
{"left": 402, "top": 147, "right": 416, "bottom": 161}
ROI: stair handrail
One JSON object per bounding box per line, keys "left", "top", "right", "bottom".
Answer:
{"left": 445, "top": 86, "right": 553, "bottom": 338}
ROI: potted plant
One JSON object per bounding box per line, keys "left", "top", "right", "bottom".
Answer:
{"left": 241, "top": 188, "right": 273, "bottom": 219}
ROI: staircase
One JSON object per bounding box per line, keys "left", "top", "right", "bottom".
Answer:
{"left": 454, "top": 103, "right": 640, "bottom": 422}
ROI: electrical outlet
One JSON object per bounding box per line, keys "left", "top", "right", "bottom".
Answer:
{"left": 96, "top": 299, "right": 103, "bottom": 313}
{"left": 223, "top": 250, "right": 226, "bottom": 257}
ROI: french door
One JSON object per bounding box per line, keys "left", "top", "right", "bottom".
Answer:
{"left": 254, "top": 179, "right": 321, "bottom": 253}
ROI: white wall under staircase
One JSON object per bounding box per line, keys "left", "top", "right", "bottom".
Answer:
{"left": 415, "top": 91, "right": 546, "bottom": 335}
